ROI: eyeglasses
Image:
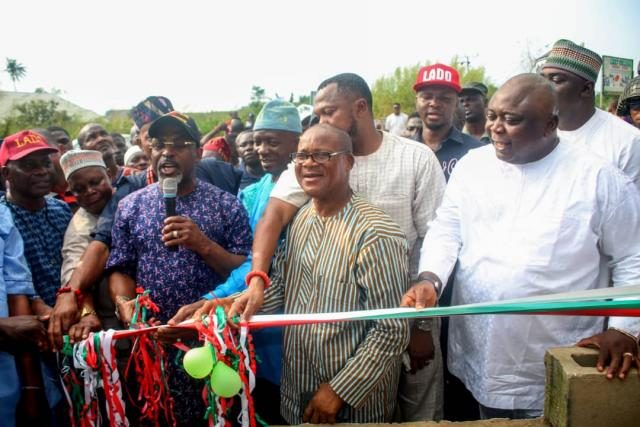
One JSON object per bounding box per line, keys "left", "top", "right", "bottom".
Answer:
{"left": 407, "top": 126, "right": 422, "bottom": 132}
{"left": 289, "top": 151, "right": 351, "bottom": 164}
{"left": 150, "top": 139, "right": 196, "bottom": 151}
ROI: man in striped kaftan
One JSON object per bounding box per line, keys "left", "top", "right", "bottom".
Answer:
{"left": 259, "top": 124, "right": 410, "bottom": 424}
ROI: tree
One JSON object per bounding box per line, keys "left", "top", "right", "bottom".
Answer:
{"left": 12, "top": 100, "right": 73, "bottom": 129}
{"left": 250, "top": 85, "right": 266, "bottom": 109}
{"left": 371, "top": 62, "right": 424, "bottom": 119}
{"left": 5, "top": 58, "right": 27, "bottom": 91}
{"left": 371, "top": 57, "right": 496, "bottom": 119}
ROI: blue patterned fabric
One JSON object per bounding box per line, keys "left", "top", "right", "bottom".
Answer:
{"left": 106, "top": 179, "right": 252, "bottom": 422}
{"left": 0, "top": 196, "right": 71, "bottom": 306}
{"left": 106, "top": 179, "right": 252, "bottom": 322}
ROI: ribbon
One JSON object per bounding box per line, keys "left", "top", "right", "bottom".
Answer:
{"left": 101, "top": 285, "right": 640, "bottom": 339}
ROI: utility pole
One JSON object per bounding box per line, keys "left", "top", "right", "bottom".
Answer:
{"left": 459, "top": 55, "right": 471, "bottom": 74}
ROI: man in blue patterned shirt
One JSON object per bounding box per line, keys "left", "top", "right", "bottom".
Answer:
{"left": 0, "top": 130, "right": 72, "bottom": 310}
{"left": 106, "top": 112, "right": 252, "bottom": 423}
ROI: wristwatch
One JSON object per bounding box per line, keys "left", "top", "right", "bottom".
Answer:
{"left": 415, "top": 319, "right": 432, "bottom": 332}
{"left": 416, "top": 272, "right": 443, "bottom": 298}
{"left": 80, "top": 306, "right": 98, "bottom": 318}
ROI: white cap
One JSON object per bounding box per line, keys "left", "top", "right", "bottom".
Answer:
{"left": 59, "top": 150, "right": 106, "bottom": 180}
{"left": 124, "top": 145, "right": 143, "bottom": 166}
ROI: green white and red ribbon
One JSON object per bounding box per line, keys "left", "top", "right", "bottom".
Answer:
{"left": 109, "top": 284, "right": 640, "bottom": 339}
{"left": 60, "top": 283, "right": 640, "bottom": 426}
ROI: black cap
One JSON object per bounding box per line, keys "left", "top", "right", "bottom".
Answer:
{"left": 148, "top": 111, "right": 202, "bottom": 145}
{"left": 460, "top": 82, "right": 488, "bottom": 97}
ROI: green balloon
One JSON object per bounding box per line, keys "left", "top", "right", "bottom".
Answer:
{"left": 210, "top": 361, "right": 243, "bottom": 398}
{"left": 183, "top": 346, "right": 214, "bottom": 379}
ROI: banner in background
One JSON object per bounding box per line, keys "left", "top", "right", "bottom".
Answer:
{"left": 603, "top": 55, "right": 634, "bottom": 95}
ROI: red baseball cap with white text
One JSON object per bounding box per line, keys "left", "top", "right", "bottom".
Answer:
{"left": 413, "top": 64, "right": 462, "bottom": 93}
{"left": 0, "top": 130, "right": 58, "bottom": 166}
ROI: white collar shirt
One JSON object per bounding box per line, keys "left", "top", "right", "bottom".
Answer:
{"left": 558, "top": 108, "right": 640, "bottom": 191}
{"left": 419, "top": 141, "right": 640, "bottom": 410}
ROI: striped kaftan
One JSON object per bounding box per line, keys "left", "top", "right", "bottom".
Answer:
{"left": 261, "top": 194, "right": 410, "bottom": 424}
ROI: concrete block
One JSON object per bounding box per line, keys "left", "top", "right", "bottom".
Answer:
{"left": 544, "top": 346, "right": 640, "bottom": 427}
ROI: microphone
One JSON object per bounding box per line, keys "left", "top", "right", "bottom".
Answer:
{"left": 162, "top": 177, "right": 178, "bottom": 252}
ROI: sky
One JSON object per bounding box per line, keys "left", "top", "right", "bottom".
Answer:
{"left": 1, "top": 0, "right": 639, "bottom": 115}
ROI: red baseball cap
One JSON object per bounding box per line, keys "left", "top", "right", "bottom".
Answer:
{"left": 0, "top": 130, "right": 58, "bottom": 166}
{"left": 413, "top": 64, "right": 462, "bottom": 93}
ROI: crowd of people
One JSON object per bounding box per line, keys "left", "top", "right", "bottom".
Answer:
{"left": 1, "top": 38, "right": 640, "bottom": 427}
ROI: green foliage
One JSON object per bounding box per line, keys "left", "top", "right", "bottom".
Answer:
{"left": 371, "top": 57, "right": 497, "bottom": 119}
{"left": 250, "top": 85, "right": 266, "bottom": 110}
{"left": 371, "top": 62, "right": 424, "bottom": 119}
{"left": 0, "top": 99, "right": 81, "bottom": 137}
{"left": 5, "top": 58, "right": 27, "bottom": 91}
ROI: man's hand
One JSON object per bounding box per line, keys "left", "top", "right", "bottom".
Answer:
{"left": 48, "top": 292, "right": 80, "bottom": 350}
{"left": 302, "top": 383, "right": 344, "bottom": 424}
{"left": 162, "top": 216, "right": 208, "bottom": 253}
{"left": 577, "top": 329, "right": 639, "bottom": 379}
{"left": 68, "top": 314, "right": 101, "bottom": 344}
{"left": 407, "top": 326, "right": 435, "bottom": 374}
{"left": 400, "top": 280, "right": 438, "bottom": 309}
{"left": 227, "top": 278, "right": 264, "bottom": 321}
{"left": 115, "top": 299, "right": 137, "bottom": 327}
{"left": 2, "top": 315, "right": 48, "bottom": 351}
{"left": 168, "top": 300, "right": 207, "bottom": 326}
{"left": 192, "top": 297, "right": 235, "bottom": 320}
{"left": 31, "top": 298, "right": 53, "bottom": 317}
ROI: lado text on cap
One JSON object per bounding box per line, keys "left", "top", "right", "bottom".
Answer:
{"left": 421, "top": 67, "right": 453, "bottom": 83}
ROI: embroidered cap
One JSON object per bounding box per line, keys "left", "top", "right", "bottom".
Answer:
{"left": 59, "top": 149, "right": 107, "bottom": 180}
{"left": 542, "top": 39, "right": 602, "bottom": 83}
{"left": 131, "top": 96, "right": 174, "bottom": 130}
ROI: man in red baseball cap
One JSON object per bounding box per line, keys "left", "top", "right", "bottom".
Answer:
{"left": 411, "top": 64, "right": 483, "bottom": 421}
{"left": 412, "top": 63, "right": 483, "bottom": 181}
{"left": 0, "top": 130, "right": 58, "bottom": 166}
{"left": 0, "top": 129, "right": 71, "bottom": 308}
{"left": 0, "top": 129, "right": 72, "bottom": 423}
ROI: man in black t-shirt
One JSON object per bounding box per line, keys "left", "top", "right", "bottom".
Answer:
{"left": 412, "top": 64, "right": 482, "bottom": 181}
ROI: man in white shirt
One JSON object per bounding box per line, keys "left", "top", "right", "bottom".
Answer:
{"left": 230, "top": 73, "right": 447, "bottom": 421}
{"left": 385, "top": 103, "right": 409, "bottom": 135}
{"left": 401, "top": 74, "right": 640, "bottom": 419}
{"left": 541, "top": 39, "right": 640, "bottom": 190}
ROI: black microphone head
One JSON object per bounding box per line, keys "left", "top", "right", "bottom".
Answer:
{"left": 161, "top": 177, "right": 178, "bottom": 198}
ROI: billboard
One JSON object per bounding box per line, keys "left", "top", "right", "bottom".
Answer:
{"left": 602, "top": 56, "right": 634, "bottom": 95}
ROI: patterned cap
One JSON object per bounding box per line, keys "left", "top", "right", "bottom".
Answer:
{"left": 413, "top": 64, "right": 462, "bottom": 93}
{"left": 254, "top": 100, "right": 302, "bottom": 134}
{"left": 131, "top": 96, "right": 174, "bottom": 129}
{"left": 59, "top": 149, "right": 106, "bottom": 180}
{"left": 148, "top": 111, "right": 202, "bottom": 145}
{"left": 0, "top": 130, "right": 58, "bottom": 166}
{"left": 616, "top": 76, "right": 640, "bottom": 116}
{"left": 543, "top": 39, "right": 602, "bottom": 82}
